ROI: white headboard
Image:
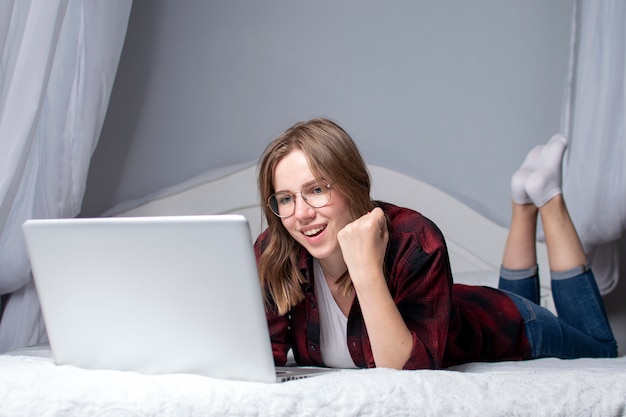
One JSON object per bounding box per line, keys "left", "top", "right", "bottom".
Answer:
{"left": 109, "top": 163, "right": 553, "bottom": 310}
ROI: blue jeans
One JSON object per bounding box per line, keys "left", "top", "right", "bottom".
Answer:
{"left": 499, "top": 264, "right": 617, "bottom": 359}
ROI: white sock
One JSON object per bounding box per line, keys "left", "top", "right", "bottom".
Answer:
{"left": 525, "top": 134, "right": 568, "bottom": 207}
{"left": 511, "top": 145, "right": 543, "bottom": 204}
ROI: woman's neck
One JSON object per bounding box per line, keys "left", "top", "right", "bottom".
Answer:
{"left": 318, "top": 255, "right": 348, "bottom": 284}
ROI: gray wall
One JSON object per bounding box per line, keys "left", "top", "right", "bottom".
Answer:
{"left": 81, "top": 0, "right": 625, "bottom": 356}
{"left": 81, "top": 0, "right": 572, "bottom": 227}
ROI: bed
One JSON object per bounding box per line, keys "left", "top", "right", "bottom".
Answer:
{"left": 1, "top": 162, "right": 624, "bottom": 417}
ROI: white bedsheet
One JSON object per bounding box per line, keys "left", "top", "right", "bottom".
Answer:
{"left": 1, "top": 345, "right": 625, "bottom": 417}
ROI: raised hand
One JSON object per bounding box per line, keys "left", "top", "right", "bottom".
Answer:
{"left": 337, "top": 207, "right": 389, "bottom": 288}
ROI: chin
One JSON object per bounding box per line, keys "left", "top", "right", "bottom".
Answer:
{"left": 302, "top": 244, "right": 337, "bottom": 261}
{"left": 293, "top": 230, "right": 339, "bottom": 259}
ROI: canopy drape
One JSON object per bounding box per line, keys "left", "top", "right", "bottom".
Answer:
{"left": 560, "top": 0, "right": 626, "bottom": 295}
{"left": 0, "top": 0, "right": 132, "bottom": 352}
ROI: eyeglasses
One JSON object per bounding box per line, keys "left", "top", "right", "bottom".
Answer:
{"left": 268, "top": 182, "right": 332, "bottom": 218}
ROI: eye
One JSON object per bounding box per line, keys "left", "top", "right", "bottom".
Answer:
{"left": 307, "top": 184, "right": 326, "bottom": 195}
{"left": 276, "top": 193, "right": 294, "bottom": 205}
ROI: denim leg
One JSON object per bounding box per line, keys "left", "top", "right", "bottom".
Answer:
{"left": 550, "top": 266, "right": 617, "bottom": 356}
{"left": 498, "top": 265, "right": 540, "bottom": 305}
{"left": 502, "top": 265, "right": 618, "bottom": 359}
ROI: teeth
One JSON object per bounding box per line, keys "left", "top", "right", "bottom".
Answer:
{"left": 303, "top": 226, "right": 325, "bottom": 236}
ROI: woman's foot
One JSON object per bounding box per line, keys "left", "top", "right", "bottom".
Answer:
{"left": 525, "top": 134, "right": 568, "bottom": 207}
{"left": 511, "top": 145, "right": 543, "bottom": 205}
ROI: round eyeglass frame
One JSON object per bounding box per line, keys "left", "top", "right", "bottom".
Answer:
{"left": 267, "top": 183, "right": 332, "bottom": 218}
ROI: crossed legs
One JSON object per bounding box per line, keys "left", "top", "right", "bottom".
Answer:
{"left": 499, "top": 135, "right": 617, "bottom": 358}
{"left": 503, "top": 196, "right": 587, "bottom": 273}
{"left": 503, "top": 133, "right": 585, "bottom": 273}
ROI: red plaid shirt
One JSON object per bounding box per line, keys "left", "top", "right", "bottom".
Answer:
{"left": 254, "top": 202, "right": 530, "bottom": 370}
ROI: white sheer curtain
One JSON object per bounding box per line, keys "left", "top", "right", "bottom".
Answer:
{"left": 561, "top": 0, "right": 626, "bottom": 294}
{"left": 0, "top": 0, "right": 132, "bottom": 353}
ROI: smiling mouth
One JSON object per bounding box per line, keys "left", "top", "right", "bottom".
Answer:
{"left": 302, "top": 226, "right": 326, "bottom": 237}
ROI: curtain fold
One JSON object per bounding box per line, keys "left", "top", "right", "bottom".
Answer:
{"left": 561, "top": 0, "right": 626, "bottom": 294}
{"left": 0, "top": 0, "right": 132, "bottom": 353}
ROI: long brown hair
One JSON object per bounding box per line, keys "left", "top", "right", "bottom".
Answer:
{"left": 257, "top": 118, "right": 377, "bottom": 314}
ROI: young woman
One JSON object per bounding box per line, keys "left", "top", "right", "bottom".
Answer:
{"left": 253, "top": 118, "right": 617, "bottom": 370}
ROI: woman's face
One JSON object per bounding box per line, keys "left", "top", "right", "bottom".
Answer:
{"left": 272, "top": 149, "right": 353, "bottom": 263}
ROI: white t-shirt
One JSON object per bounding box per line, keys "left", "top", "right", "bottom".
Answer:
{"left": 313, "top": 259, "right": 357, "bottom": 369}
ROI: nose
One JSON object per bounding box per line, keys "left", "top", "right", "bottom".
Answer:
{"left": 293, "top": 193, "right": 315, "bottom": 220}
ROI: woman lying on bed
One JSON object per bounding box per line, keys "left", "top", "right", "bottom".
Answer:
{"left": 253, "top": 118, "right": 617, "bottom": 370}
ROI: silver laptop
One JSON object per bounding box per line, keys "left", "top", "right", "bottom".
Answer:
{"left": 22, "top": 214, "right": 334, "bottom": 383}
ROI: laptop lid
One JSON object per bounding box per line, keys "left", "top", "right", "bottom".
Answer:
{"left": 22, "top": 215, "right": 279, "bottom": 383}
